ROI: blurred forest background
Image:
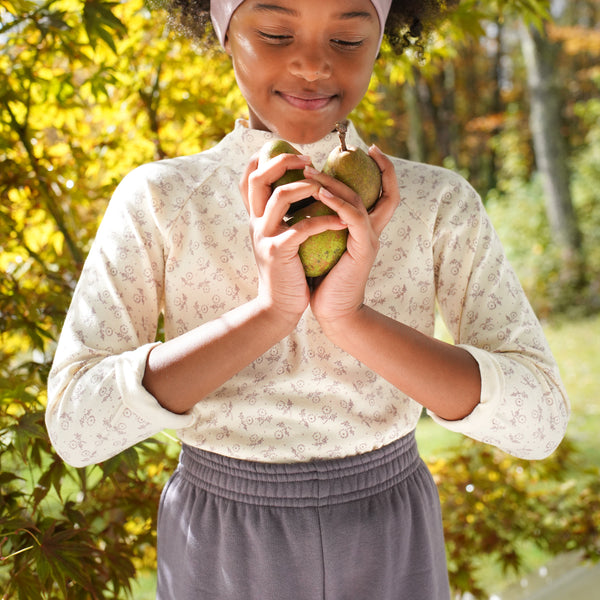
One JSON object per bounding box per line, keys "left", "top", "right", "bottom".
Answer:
{"left": 1, "top": 0, "right": 599, "bottom": 598}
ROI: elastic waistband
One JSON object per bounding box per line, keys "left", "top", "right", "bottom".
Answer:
{"left": 177, "top": 432, "right": 420, "bottom": 508}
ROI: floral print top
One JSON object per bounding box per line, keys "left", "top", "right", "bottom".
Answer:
{"left": 46, "top": 120, "right": 569, "bottom": 467}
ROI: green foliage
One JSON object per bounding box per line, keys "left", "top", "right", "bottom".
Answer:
{"left": 484, "top": 109, "right": 564, "bottom": 317}
{"left": 430, "top": 437, "right": 600, "bottom": 598}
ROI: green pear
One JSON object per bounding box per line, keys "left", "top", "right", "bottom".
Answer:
{"left": 288, "top": 201, "right": 348, "bottom": 277}
{"left": 259, "top": 139, "right": 314, "bottom": 214}
{"left": 323, "top": 121, "right": 381, "bottom": 210}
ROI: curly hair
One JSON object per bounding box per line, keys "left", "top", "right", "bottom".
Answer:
{"left": 158, "top": 0, "right": 457, "bottom": 54}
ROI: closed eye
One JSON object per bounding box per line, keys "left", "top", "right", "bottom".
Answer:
{"left": 331, "top": 39, "right": 364, "bottom": 49}
{"left": 257, "top": 31, "right": 293, "bottom": 44}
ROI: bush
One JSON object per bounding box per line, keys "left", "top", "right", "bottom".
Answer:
{"left": 430, "top": 437, "right": 600, "bottom": 598}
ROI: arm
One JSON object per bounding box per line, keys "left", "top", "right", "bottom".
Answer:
{"left": 307, "top": 149, "right": 480, "bottom": 420}
{"left": 142, "top": 152, "right": 348, "bottom": 413}
{"left": 46, "top": 153, "right": 346, "bottom": 466}
{"left": 306, "top": 151, "right": 569, "bottom": 459}
{"left": 142, "top": 298, "right": 295, "bottom": 414}
{"left": 46, "top": 165, "right": 192, "bottom": 467}
{"left": 318, "top": 307, "right": 481, "bottom": 421}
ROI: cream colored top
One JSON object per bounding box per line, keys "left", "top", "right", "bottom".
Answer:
{"left": 46, "top": 120, "right": 569, "bottom": 467}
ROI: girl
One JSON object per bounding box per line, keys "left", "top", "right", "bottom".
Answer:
{"left": 46, "top": 1, "right": 570, "bottom": 598}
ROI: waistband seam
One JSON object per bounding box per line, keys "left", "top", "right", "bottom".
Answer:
{"left": 176, "top": 434, "right": 421, "bottom": 507}
{"left": 178, "top": 457, "right": 422, "bottom": 507}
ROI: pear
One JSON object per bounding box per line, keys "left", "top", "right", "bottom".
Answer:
{"left": 259, "top": 139, "right": 314, "bottom": 215}
{"left": 288, "top": 201, "right": 348, "bottom": 277}
{"left": 323, "top": 121, "right": 381, "bottom": 210}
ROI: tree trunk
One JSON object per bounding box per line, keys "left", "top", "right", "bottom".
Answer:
{"left": 403, "top": 68, "right": 427, "bottom": 163}
{"left": 519, "top": 21, "right": 583, "bottom": 282}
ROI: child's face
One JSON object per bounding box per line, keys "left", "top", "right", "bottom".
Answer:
{"left": 225, "top": 0, "right": 381, "bottom": 144}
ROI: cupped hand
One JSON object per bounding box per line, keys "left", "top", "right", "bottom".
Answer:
{"left": 305, "top": 145, "right": 400, "bottom": 331}
{"left": 240, "top": 152, "right": 348, "bottom": 324}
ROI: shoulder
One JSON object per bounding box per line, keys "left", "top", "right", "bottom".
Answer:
{"left": 386, "top": 155, "right": 485, "bottom": 230}
{"left": 388, "top": 155, "right": 478, "bottom": 202}
{"left": 108, "top": 141, "right": 239, "bottom": 226}
{"left": 119, "top": 144, "right": 228, "bottom": 201}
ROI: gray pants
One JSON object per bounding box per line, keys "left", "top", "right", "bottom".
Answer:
{"left": 156, "top": 432, "right": 450, "bottom": 599}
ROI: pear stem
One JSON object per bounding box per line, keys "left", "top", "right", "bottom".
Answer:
{"left": 336, "top": 121, "right": 348, "bottom": 152}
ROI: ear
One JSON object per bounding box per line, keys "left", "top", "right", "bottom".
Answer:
{"left": 224, "top": 33, "right": 232, "bottom": 56}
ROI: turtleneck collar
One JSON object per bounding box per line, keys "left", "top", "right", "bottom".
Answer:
{"left": 219, "top": 118, "right": 370, "bottom": 171}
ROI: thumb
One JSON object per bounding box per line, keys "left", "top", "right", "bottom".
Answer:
{"left": 368, "top": 145, "right": 400, "bottom": 235}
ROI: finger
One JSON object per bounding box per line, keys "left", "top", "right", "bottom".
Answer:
{"left": 314, "top": 186, "right": 363, "bottom": 228}
{"left": 366, "top": 145, "right": 401, "bottom": 235}
{"left": 284, "top": 212, "right": 348, "bottom": 244}
{"left": 248, "top": 154, "right": 313, "bottom": 218}
{"left": 240, "top": 154, "right": 260, "bottom": 215}
{"left": 258, "top": 152, "right": 313, "bottom": 178}
{"left": 263, "top": 180, "right": 321, "bottom": 227}
{"left": 303, "top": 165, "right": 364, "bottom": 211}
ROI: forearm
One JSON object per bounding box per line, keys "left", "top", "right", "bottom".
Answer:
{"left": 143, "top": 298, "right": 297, "bottom": 414}
{"left": 321, "top": 306, "right": 481, "bottom": 421}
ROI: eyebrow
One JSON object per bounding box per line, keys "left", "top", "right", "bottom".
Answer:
{"left": 253, "top": 3, "right": 299, "bottom": 16}
{"left": 253, "top": 4, "right": 374, "bottom": 22}
{"left": 337, "top": 11, "right": 374, "bottom": 22}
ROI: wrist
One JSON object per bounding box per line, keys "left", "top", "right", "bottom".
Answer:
{"left": 253, "top": 295, "right": 305, "bottom": 334}
{"left": 317, "top": 303, "right": 369, "bottom": 343}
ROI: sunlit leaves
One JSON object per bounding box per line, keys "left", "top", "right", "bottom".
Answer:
{"left": 429, "top": 437, "right": 600, "bottom": 598}
{"left": 83, "top": 0, "right": 126, "bottom": 52}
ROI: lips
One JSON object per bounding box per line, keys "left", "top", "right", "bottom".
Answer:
{"left": 277, "top": 91, "right": 335, "bottom": 111}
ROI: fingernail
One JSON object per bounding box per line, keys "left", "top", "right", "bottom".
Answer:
{"left": 304, "top": 165, "right": 319, "bottom": 177}
{"left": 319, "top": 187, "right": 335, "bottom": 199}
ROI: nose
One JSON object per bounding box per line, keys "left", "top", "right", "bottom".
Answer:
{"left": 289, "top": 45, "right": 331, "bottom": 81}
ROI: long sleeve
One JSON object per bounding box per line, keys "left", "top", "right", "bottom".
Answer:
{"left": 423, "top": 168, "right": 570, "bottom": 459}
{"left": 46, "top": 165, "right": 194, "bottom": 467}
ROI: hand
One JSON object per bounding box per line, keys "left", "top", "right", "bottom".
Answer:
{"left": 240, "top": 152, "right": 348, "bottom": 324}
{"left": 305, "top": 146, "right": 400, "bottom": 331}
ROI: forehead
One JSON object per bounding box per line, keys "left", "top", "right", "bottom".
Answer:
{"left": 242, "top": 0, "right": 378, "bottom": 21}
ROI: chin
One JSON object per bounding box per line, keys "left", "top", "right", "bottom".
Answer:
{"left": 250, "top": 108, "right": 341, "bottom": 145}
{"left": 275, "top": 121, "right": 339, "bottom": 145}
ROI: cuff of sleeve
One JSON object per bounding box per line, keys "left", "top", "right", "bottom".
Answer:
{"left": 427, "top": 344, "right": 504, "bottom": 432}
{"left": 116, "top": 342, "right": 196, "bottom": 431}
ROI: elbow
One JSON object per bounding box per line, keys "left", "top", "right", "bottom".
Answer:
{"left": 521, "top": 395, "right": 570, "bottom": 461}
{"left": 55, "top": 451, "right": 98, "bottom": 470}
{"left": 45, "top": 415, "right": 98, "bottom": 469}
{"left": 537, "top": 410, "right": 570, "bottom": 460}
{"left": 45, "top": 391, "right": 100, "bottom": 469}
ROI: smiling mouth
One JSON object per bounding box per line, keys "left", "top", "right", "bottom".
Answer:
{"left": 277, "top": 92, "right": 335, "bottom": 111}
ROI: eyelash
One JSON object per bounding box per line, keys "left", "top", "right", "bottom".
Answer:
{"left": 258, "top": 32, "right": 291, "bottom": 43}
{"left": 332, "top": 39, "right": 364, "bottom": 49}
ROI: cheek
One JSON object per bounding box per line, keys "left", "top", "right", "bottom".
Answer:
{"left": 342, "top": 58, "right": 374, "bottom": 101}
{"left": 232, "top": 48, "right": 275, "bottom": 93}
{"left": 230, "top": 36, "right": 262, "bottom": 77}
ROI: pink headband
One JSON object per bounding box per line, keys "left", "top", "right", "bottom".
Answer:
{"left": 210, "top": 0, "right": 393, "bottom": 49}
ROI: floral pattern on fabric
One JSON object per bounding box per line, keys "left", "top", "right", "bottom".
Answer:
{"left": 46, "top": 121, "right": 569, "bottom": 467}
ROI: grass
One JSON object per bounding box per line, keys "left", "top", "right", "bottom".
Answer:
{"left": 543, "top": 314, "right": 600, "bottom": 464}
{"left": 127, "top": 314, "right": 600, "bottom": 599}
